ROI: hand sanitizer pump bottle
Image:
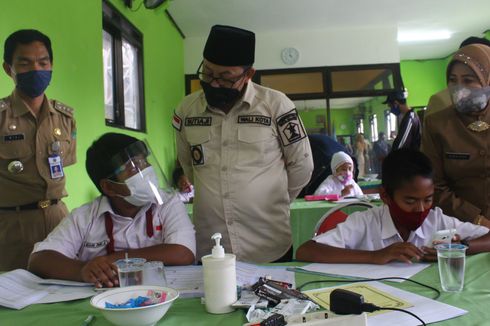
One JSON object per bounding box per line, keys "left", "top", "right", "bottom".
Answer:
{"left": 202, "top": 232, "right": 237, "bottom": 314}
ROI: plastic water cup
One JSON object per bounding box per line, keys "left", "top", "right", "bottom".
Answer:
{"left": 436, "top": 243, "right": 468, "bottom": 292}
{"left": 143, "top": 261, "right": 167, "bottom": 286}
{"left": 115, "top": 258, "right": 146, "bottom": 287}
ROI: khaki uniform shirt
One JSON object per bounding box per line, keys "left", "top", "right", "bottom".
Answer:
{"left": 0, "top": 91, "right": 76, "bottom": 270}
{"left": 425, "top": 88, "right": 451, "bottom": 118}
{"left": 421, "top": 105, "right": 490, "bottom": 222}
{"left": 174, "top": 82, "right": 313, "bottom": 263}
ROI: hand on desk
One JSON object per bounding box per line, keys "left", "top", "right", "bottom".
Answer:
{"left": 372, "top": 242, "right": 424, "bottom": 264}
{"left": 341, "top": 185, "right": 354, "bottom": 197}
{"left": 80, "top": 255, "right": 119, "bottom": 288}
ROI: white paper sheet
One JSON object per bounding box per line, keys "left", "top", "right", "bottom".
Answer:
{"left": 236, "top": 262, "right": 295, "bottom": 287}
{"left": 37, "top": 279, "right": 92, "bottom": 287}
{"left": 297, "top": 262, "right": 430, "bottom": 282}
{"left": 0, "top": 269, "right": 95, "bottom": 309}
{"left": 305, "top": 282, "right": 467, "bottom": 326}
{"left": 164, "top": 262, "right": 295, "bottom": 298}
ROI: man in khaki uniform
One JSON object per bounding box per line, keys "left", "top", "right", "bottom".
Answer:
{"left": 0, "top": 29, "right": 76, "bottom": 270}
{"left": 174, "top": 25, "right": 313, "bottom": 263}
{"left": 422, "top": 44, "right": 490, "bottom": 227}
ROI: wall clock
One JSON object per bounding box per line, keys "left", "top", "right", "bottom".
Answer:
{"left": 281, "top": 47, "right": 299, "bottom": 65}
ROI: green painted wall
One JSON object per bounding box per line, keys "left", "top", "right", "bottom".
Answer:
{"left": 298, "top": 107, "right": 355, "bottom": 135}
{"left": 0, "top": 1, "right": 184, "bottom": 209}
{"left": 400, "top": 58, "right": 447, "bottom": 107}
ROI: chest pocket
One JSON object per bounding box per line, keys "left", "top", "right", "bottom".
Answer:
{"left": 186, "top": 128, "right": 212, "bottom": 167}
{"left": 237, "top": 126, "right": 276, "bottom": 166}
{"left": 444, "top": 150, "right": 478, "bottom": 181}
{"left": 48, "top": 136, "right": 74, "bottom": 164}
{"left": 0, "top": 139, "right": 33, "bottom": 161}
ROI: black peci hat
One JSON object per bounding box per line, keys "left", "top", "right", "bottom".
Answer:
{"left": 203, "top": 25, "right": 255, "bottom": 66}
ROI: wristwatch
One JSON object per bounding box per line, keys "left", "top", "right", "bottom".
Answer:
{"left": 460, "top": 239, "right": 470, "bottom": 248}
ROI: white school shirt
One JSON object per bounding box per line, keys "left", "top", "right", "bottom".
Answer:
{"left": 313, "top": 205, "right": 489, "bottom": 249}
{"left": 313, "top": 175, "right": 364, "bottom": 197}
{"left": 32, "top": 193, "right": 196, "bottom": 261}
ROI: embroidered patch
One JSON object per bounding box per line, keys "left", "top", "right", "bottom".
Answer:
{"left": 172, "top": 113, "right": 182, "bottom": 131}
{"left": 237, "top": 115, "right": 272, "bottom": 126}
{"left": 185, "top": 117, "right": 212, "bottom": 126}
{"left": 445, "top": 152, "right": 470, "bottom": 160}
{"left": 3, "top": 133, "right": 25, "bottom": 142}
{"left": 276, "top": 109, "right": 306, "bottom": 146}
{"left": 84, "top": 240, "right": 109, "bottom": 248}
{"left": 191, "top": 144, "right": 204, "bottom": 165}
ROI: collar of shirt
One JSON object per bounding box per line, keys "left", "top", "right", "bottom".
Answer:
{"left": 10, "top": 90, "right": 55, "bottom": 118}
{"left": 94, "top": 196, "right": 154, "bottom": 223}
{"left": 379, "top": 204, "right": 429, "bottom": 242}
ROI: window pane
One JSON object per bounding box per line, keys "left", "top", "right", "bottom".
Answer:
{"left": 103, "top": 30, "right": 114, "bottom": 121}
{"left": 331, "top": 68, "right": 394, "bottom": 92}
{"left": 260, "top": 72, "right": 324, "bottom": 95}
{"left": 122, "top": 38, "right": 140, "bottom": 129}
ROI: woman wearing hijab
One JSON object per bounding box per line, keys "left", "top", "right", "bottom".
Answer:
{"left": 422, "top": 44, "right": 490, "bottom": 227}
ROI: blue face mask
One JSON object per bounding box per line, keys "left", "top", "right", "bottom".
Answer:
{"left": 15, "top": 70, "right": 52, "bottom": 98}
{"left": 390, "top": 103, "right": 401, "bottom": 116}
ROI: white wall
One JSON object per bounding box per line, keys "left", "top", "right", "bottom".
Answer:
{"left": 183, "top": 25, "right": 399, "bottom": 73}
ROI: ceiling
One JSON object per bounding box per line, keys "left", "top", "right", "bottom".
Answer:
{"left": 167, "top": 0, "right": 490, "bottom": 60}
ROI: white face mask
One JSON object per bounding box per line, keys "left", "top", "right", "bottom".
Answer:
{"left": 450, "top": 85, "right": 490, "bottom": 114}
{"left": 114, "top": 166, "right": 163, "bottom": 206}
{"left": 336, "top": 171, "right": 353, "bottom": 185}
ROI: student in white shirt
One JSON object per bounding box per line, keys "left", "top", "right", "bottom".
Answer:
{"left": 28, "top": 133, "right": 196, "bottom": 288}
{"left": 297, "top": 149, "right": 490, "bottom": 264}
{"left": 313, "top": 151, "right": 363, "bottom": 197}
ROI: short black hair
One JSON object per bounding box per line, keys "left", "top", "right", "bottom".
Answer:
{"left": 3, "top": 29, "right": 53, "bottom": 65}
{"left": 86, "top": 133, "right": 140, "bottom": 193}
{"left": 382, "top": 149, "right": 433, "bottom": 197}
{"left": 459, "top": 36, "right": 490, "bottom": 49}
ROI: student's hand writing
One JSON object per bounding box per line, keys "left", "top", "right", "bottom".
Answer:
{"left": 341, "top": 185, "right": 354, "bottom": 197}
{"left": 371, "top": 242, "right": 424, "bottom": 264}
{"left": 80, "top": 255, "right": 119, "bottom": 288}
{"left": 420, "top": 246, "right": 437, "bottom": 261}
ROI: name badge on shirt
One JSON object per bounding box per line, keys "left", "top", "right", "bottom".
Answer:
{"left": 185, "top": 117, "right": 212, "bottom": 126}
{"left": 445, "top": 152, "right": 470, "bottom": 160}
{"left": 3, "top": 133, "right": 24, "bottom": 142}
{"left": 48, "top": 155, "right": 64, "bottom": 179}
{"left": 237, "top": 115, "right": 272, "bottom": 126}
{"left": 84, "top": 240, "right": 109, "bottom": 248}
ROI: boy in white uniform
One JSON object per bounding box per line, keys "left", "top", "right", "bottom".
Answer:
{"left": 28, "top": 133, "right": 196, "bottom": 288}
{"left": 313, "top": 151, "right": 363, "bottom": 197}
{"left": 298, "top": 149, "right": 490, "bottom": 264}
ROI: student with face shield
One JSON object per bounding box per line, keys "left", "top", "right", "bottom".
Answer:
{"left": 28, "top": 133, "right": 196, "bottom": 288}
{"left": 422, "top": 44, "right": 490, "bottom": 227}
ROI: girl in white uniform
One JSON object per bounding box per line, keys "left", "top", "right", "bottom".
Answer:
{"left": 313, "top": 151, "right": 363, "bottom": 197}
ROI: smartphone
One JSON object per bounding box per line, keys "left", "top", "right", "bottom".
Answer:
{"left": 429, "top": 229, "right": 456, "bottom": 247}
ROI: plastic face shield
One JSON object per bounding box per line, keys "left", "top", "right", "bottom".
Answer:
{"left": 108, "top": 140, "right": 174, "bottom": 206}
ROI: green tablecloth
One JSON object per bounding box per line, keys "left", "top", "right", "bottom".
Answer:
{"left": 2, "top": 254, "right": 490, "bottom": 325}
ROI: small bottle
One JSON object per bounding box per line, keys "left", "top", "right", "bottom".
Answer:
{"left": 202, "top": 233, "right": 237, "bottom": 314}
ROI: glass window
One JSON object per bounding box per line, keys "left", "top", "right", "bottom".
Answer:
{"left": 260, "top": 72, "right": 324, "bottom": 95}
{"left": 103, "top": 30, "right": 114, "bottom": 121}
{"left": 331, "top": 68, "right": 395, "bottom": 92}
{"left": 385, "top": 109, "right": 397, "bottom": 139}
{"left": 370, "top": 114, "right": 378, "bottom": 142}
{"left": 103, "top": 1, "right": 145, "bottom": 131}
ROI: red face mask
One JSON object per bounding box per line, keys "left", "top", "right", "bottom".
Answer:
{"left": 388, "top": 200, "right": 431, "bottom": 231}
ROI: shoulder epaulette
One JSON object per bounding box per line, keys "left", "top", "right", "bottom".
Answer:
{"left": 52, "top": 100, "right": 74, "bottom": 117}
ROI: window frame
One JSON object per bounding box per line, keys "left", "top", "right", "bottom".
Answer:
{"left": 103, "top": 0, "right": 146, "bottom": 132}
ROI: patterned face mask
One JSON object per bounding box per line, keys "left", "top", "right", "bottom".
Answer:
{"left": 450, "top": 85, "right": 490, "bottom": 114}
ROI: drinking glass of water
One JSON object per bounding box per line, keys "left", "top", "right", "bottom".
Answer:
{"left": 115, "top": 258, "right": 146, "bottom": 287}
{"left": 435, "top": 243, "right": 468, "bottom": 292}
{"left": 143, "top": 261, "right": 167, "bottom": 286}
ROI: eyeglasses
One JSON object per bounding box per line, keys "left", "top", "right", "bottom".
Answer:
{"left": 196, "top": 62, "right": 250, "bottom": 88}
